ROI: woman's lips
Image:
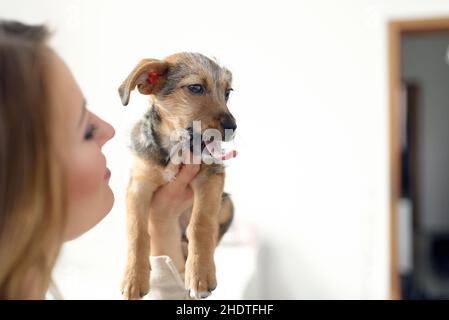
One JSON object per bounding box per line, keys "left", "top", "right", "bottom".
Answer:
{"left": 105, "top": 168, "right": 111, "bottom": 180}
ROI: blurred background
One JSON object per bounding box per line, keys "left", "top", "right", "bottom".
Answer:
{"left": 1, "top": 0, "right": 449, "bottom": 299}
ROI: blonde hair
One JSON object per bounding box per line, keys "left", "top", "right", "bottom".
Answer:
{"left": 0, "top": 21, "right": 67, "bottom": 299}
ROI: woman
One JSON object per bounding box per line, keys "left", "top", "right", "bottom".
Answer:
{"left": 0, "top": 20, "right": 196, "bottom": 299}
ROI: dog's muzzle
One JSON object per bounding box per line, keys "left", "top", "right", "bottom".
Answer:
{"left": 186, "top": 126, "right": 238, "bottom": 161}
{"left": 220, "top": 114, "right": 237, "bottom": 132}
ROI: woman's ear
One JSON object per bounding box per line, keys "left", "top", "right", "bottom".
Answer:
{"left": 118, "top": 58, "right": 169, "bottom": 106}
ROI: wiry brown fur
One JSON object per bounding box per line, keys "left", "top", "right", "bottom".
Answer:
{"left": 119, "top": 52, "right": 235, "bottom": 299}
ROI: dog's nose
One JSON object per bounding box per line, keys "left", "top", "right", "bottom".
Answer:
{"left": 220, "top": 114, "right": 237, "bottom": 131}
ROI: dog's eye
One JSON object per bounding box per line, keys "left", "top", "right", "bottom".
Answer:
{"left": 187, "top": 84, "right": 205, "bottom": 95}
{"left": 225, "top": 88, "right": 233, "bottom": 102}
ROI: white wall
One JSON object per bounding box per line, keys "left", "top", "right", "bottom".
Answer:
{"left": 2, "top": 0, "right": 449, "bottom": 299}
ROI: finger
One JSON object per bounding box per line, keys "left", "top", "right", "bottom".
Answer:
{"left": 184, "top": 186, "right": 194, "bottom": 200}
{"left": 175, "top": 164, "right": 200, "bottom": 187}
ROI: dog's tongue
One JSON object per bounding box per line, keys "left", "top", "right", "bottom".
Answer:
{"left": 205, "top": 140, "right": 238, "bottom": 160}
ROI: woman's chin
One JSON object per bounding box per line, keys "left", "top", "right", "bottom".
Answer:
{"left": 106, "top": 185, "right": 115, "bottom": 212}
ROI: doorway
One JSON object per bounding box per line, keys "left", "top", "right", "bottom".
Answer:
{"left": 389, "top": 17, "right": 449, "bottom": 299}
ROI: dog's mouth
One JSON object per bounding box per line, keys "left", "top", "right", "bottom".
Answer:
{"left": 204, "top": 137, "right": 238, "bottom": 161}
{"left": 187, "top": 128, "right": 238, "bottom": 161}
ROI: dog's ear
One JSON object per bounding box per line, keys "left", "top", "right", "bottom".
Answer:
{"left": 118, "top": 59, "right": 169, "bottom": 106}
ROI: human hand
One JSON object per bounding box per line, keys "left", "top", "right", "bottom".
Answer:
{"left": 148, "top": 163, "right": 200, "bottom": 230}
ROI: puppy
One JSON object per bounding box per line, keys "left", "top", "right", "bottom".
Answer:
{"left": 119, "top": 52, "right": 237, "bottom": 299}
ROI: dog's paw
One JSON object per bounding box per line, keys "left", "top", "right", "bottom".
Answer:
{"left": 189, "top": 289, "right": 213, "bottom": 299}
{"left": 185, "top": 256, "right": 217, "bottom": 299}
{"left": 121, "top": 264, "right": 150, "bottom": 300}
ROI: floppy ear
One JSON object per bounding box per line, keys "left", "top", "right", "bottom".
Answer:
{"left": 118, "top": 59, "right": 169, "bottom": 106}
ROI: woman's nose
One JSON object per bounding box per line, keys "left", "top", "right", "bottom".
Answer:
{"left": 99, "top": 119, "right": 115, "bottom": 146}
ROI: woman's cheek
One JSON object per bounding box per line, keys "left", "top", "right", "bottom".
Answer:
{"left": 64, "top": 149, "right": 109, "bottom": 240}
{"left": 67, "top": 151, "right": 105, "bottom": 198}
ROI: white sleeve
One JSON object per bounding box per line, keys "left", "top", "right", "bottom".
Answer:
{"left": 145, "top": 255, "right": 193, "bottom": 300}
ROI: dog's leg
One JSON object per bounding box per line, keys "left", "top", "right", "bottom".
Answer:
{"left": 180, "top": 192, "right": 234, "bottom": 261}
{"left": 121, "top": 177, "right": 157, "bottom": 300}
{"left": 185, "top": 170, "right": 224, "bottom": 299}
{"left": 217, "top": 192, "right": 234, "bottom": 244}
